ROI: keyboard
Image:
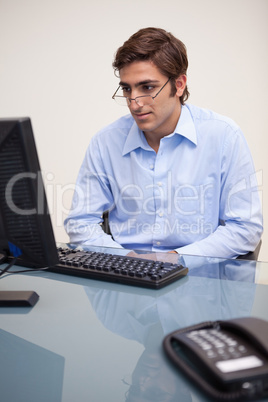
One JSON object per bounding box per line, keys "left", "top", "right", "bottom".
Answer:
{"left": 49, "top": 247, "right": 188, "bottom": 289}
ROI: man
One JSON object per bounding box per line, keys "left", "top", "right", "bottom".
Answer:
{"left": 64, "top": 27, "right": 262, "bottom": 258}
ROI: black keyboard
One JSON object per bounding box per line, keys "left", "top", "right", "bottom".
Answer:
{"left": 49, "top": 248, "right": 188, "bottom": 289}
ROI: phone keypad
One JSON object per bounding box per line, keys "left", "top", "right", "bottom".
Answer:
{"left": 186, "top": 329, "right": 248, "bottom": 361}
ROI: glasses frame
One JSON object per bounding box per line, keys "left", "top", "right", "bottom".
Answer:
{"left": 112, "top": 78, "right": 171, "bottom": 107}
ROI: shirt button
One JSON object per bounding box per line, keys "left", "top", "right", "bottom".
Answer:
{"left": 159, "top": 212, "right": 164, "bottom": 217}
{"left": 157, "top": 182, "right": 163, "bottom": 187}
{"left": 156, "top": 241, "right": 161, "bottom": 246}
{"left": 149, "top": 164, "right": 154, "bottom": 170}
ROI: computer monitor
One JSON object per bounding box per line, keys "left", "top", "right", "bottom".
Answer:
{"left": 0, "top": 117, "right": 59, "bottom": 268}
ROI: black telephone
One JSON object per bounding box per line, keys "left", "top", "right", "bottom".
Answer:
{"left": 163, "top": 317, "right": 268, "bottom": 401}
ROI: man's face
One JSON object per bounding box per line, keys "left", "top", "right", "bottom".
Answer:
{"left": 119, "top": 61, "right": 186, "bottom": 139}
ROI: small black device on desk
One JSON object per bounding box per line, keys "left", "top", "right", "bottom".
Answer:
{"left": 163, "top": 317, "right": 268, "bottom": 401}
{"left": 0, "top": 291, "right": 39, "bottom": 307}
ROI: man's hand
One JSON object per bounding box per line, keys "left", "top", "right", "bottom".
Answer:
{"left": 127, "top": 250, "right": 179, "bottom": 263}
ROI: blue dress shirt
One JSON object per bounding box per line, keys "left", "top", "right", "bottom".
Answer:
{"left": 64, "top": 104, "right": 263, "bottom": 258}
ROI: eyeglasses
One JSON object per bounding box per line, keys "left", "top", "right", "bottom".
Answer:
{"left": 112, "top": 78, "right": 171, "bottom": 107}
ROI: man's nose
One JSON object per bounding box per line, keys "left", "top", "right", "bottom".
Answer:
{"left": 128, "top": 97, "right": 142, "bottom": 111}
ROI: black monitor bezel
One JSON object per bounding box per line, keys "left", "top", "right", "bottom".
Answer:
{"left": 0, "top": 117, "right": 58, "bottom": 268}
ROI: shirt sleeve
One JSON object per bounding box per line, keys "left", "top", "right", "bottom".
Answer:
{"left": 176, "top": 128, "right": 263, "bottom": 259}
{"left": 64, "top": 135, "right": 124, "bottom": 249}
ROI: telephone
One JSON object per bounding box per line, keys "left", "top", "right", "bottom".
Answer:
{"left": 163, "top": 317, "right": 268, "bottom": 401}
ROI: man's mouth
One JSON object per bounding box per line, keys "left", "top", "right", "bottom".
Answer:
{"left": 132, "top": 112, "right": 151, "bottom": 120}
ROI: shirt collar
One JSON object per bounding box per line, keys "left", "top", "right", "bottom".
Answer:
{"left": 122, "top": 104, "right": 197, "bottom": 156}
{"left": 173, "top": 104, "right": 197, "bottom": 145}
{"left": 122, "top": 121, "right": 152, "bottom": 156}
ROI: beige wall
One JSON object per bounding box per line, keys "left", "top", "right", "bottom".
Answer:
{"left": 1, "top": 0, "right": 267, "bottom": 259}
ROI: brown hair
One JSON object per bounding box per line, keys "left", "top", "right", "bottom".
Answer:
{"left": 112, "top": 27, "right": 190, "bottom": 104}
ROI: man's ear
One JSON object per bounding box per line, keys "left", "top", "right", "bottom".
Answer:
{"left": 175, "top": 75, "right": 187, "bottom": 97}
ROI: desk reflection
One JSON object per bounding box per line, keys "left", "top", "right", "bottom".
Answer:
{"left": 84, "top": 257, "right": 256, "bottom": 401}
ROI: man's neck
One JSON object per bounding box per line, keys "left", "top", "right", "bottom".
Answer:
{"left": 144, "top": 110, "right": 181, "bottom": 153}
{"left": 144, "top": 134, "right": 162, "bottom": 153}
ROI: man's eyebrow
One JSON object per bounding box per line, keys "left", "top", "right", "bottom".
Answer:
{"left": 119, "top": 79, "right": 160, "bottom": 87}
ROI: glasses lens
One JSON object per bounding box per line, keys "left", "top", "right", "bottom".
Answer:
{"left": 114, "top": 96, "right": 129, "bottom": 106}
{"left": 113, "top": 95, "right": 154, "bottom": 107}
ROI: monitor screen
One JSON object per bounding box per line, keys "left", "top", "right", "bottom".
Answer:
{"left": 0, "top": 117, "right": 58, "bottom": 268}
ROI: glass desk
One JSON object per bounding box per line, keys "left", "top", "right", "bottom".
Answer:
{"left": 1, "top": 245, "right": 268, "bottom": 402}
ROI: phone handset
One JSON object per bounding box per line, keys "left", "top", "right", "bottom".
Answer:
{"left": 163, "top": 317, "right": 268, "bottom": 401}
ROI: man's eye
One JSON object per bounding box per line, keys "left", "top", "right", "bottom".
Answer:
{"left": 121, "top": 87, "right": 131, "bottom": 93}
{"left": 143, "top": 85, "right": 155, "bottom": 92}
